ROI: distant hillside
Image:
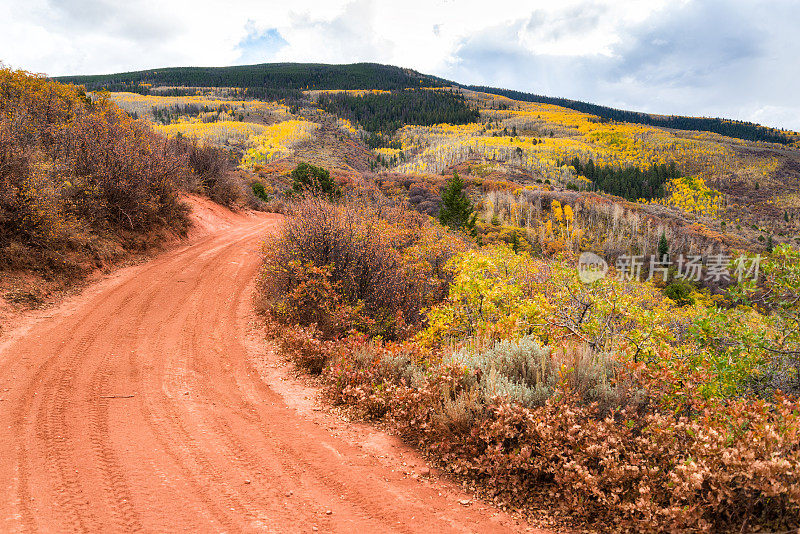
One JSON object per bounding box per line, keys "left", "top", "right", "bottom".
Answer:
{"left": 56, "top": 62, "right": 797, "bottom": 146}
{"left": 54, "top": 63, "right": 449, "bottom": 101}
{"left": 467, "top": 85, "right": 796, "bottom": 146}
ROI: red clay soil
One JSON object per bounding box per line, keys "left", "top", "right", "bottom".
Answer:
{"left": 0, "top": 205, "right": 542, "bottom": 533}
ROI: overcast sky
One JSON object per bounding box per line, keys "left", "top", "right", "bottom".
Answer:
{"left": 2, "top": 0, "right": 797, "bottom": 130}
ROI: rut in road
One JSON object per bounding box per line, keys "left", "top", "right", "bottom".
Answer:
{"left": 0, "top": 212, "right": 533, "bottom": 533}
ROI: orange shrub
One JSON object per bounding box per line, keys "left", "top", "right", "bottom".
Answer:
{"left": 260, "top": 197, "right": 467, "bottom": 341}
{"left": 1, "top": 67, "right": 191, "bottom": 274}
{"left": 324, "top": 338, "right": 800, "bottom": 532}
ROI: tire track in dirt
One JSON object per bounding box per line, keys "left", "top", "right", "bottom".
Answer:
{"left": 21, "top": 286, "right": 143, "bottom": 532}
{"left": 125, "top": 224, "right": 272, "bottom": 532}
{"left": 188, "top": 259, "right": 409, "bottom": 532}
{"left": 3, "top": 231, "right": 241, "bottom": 533}
{"left": 0, "top": 212, "right": 539, "bottom": 533}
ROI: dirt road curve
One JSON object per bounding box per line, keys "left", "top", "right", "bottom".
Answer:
{"left": 0, "top": 212, "right": 533, "bottom": 533}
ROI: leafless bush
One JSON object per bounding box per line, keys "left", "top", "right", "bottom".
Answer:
{"left": 175, "top": 137, "right": 249, "bottom": 207}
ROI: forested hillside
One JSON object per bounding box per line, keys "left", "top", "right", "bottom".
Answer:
{"left": 98, "top": 75, "right": 800, "bottom": 254}
{"left": 469, "top": 85, "right": 797, "bottom": 145}
{"left": 55, "top": 62, "right": 797, "bottom": 146}
{"left": 566, "top": 157, "right": 680, "bottom": 200}
{"left": 55, "top": 63, "right": 449, "bottom": 101}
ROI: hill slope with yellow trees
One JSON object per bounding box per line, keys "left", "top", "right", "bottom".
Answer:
{"left": 85, "top": 63, "right": 798, "bottom": 256}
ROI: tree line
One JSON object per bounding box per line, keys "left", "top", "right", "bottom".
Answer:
{"left": 55, "top": 63, "right": 449, "bottom": 102}
{"left": 318, "top": 89, "right": 480, "bottom": 136}
{"left": 470, "top": 85, "right": 794, "bottom": 145}
{"left": 564, "top": 157, "right": 679, "bottom": 200}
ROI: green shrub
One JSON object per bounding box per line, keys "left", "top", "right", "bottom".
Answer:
{"left": 663, "top": 278, "right": 695, "bottom": 306}
{"left": 439, "top": 171, "right": 477, "bottom": 235}
{"left": 291, "top": 162, "right": 341, "bottom": 201}
{"left": 251, "top": 181, "right": 270, "bottom": 201}
{"left": 442, "top": 339, "right": 643, "bottom": 416}
{"left": 446, "top": 337, "right": 555, "bottom": 407}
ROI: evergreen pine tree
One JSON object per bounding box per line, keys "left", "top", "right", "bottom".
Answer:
{"left": 510, "top": 231, "right": 520, "bottom": 253}
{"left": 766, "top": 235, "right": 774, "bottom": 253}
{"left": 439, "top": 172, "right": 476, "bottom": 235}
{"left": 658, "top": 232, "right": 670, "bottom": 260}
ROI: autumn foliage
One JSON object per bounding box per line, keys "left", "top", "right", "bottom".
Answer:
{"left": 0, "top": 68, "right": 193, "bottom": 274}
{"left": 259, "top": 196, "right": 467, "bottom": 341}
{"left": 260, "top": 193, "right": 800, "bottom": 532}
{"left": 90, "top": 66, "right": 800, "bottom": 532}
{"left": 324, "top": 337, "right": 800, "bottom": 532}
{"left": 0, "top": 67, "right": 261, "bottom": 278}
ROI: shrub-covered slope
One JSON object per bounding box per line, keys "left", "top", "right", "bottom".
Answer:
{"left": 0, "top": 68, "right": 195, "bottom": 276}
{"left": 259, "top": 184, "right": 800, "bottom": 532}
{"left": 0, "top": 67, "right": 254, "bottom": 284}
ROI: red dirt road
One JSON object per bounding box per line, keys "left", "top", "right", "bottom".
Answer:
{"left": 0, "top": 212, "right": 533, "bottom": 533}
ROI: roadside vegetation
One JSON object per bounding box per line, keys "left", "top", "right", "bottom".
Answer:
{"left": 258, "top": 162, "right": 800, "bottom": 532}
{"left": 0, "top": 67, "right": 255, "bottom": 286}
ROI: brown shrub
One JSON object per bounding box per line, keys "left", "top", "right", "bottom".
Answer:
{"left": 66, "top": 100, "right": 190, "bottom": 233}
{"left": 260, "top": 197, "right": 466, "bottom": 341}
{"left": 1, "top": 67, "right": 190, "bottom": 276}
{"left": 264, "top": 319, "right": 340, "bottom": 374}
{"left": 175, "top": 137, "right": 252, "bottom": 208}
{"left": 320, "top": 337, "right": 800, "bottom": 532}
